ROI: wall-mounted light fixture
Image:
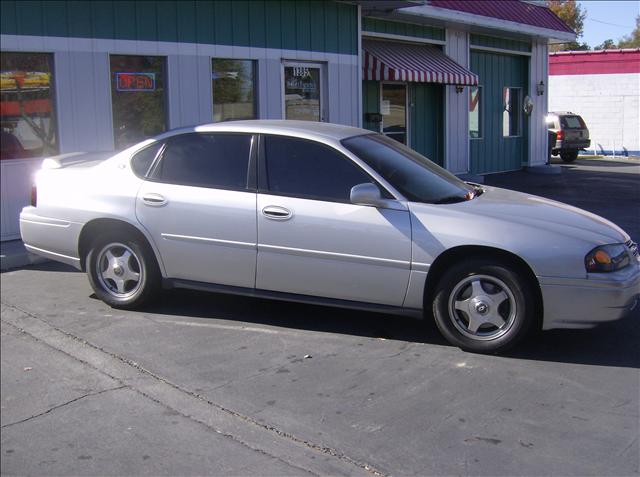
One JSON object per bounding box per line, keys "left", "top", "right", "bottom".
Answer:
{"left": 455, "top": 84, "right": 464, "bottom": 94}
{"left": 537, "top": 80, "right": 545, "bottom": 96}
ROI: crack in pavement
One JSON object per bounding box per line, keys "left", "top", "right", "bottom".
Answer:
{"left": 1, "top": 301, "right": 387, "bottom": 476}
{"left": 1, "top": 385, "right": 128, "bottom": 429}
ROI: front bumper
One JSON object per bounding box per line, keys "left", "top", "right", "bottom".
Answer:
{"left": 539, "top": 264, "right": 640, "bottom": 329}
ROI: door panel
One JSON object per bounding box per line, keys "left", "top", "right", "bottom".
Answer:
{"left": 136, "top": 182, "right": 257, "bottom": 287}
{"left": 256, "top": 194, "right": 412, "bottom": 306}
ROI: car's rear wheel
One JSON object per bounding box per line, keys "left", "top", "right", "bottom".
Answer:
{"left": 86, "top": 233, "right": 160, "bottom": 309}
{"left": 432, "top": 259, "right": 535, "bottom": 353}
{"left": 560, "top": 150, "right": 578, "bottom": 163}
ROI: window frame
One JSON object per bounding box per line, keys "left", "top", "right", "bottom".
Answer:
{"left": 109, "top": 54, "right": 168, "bottom": 149}
{"left": 380, "top": 81, "right": 410, "bottom": 145}
{"left": 211, "top": 58, "right": 259, "bottom": 122}
{"left": 502, "top": 86, "right": 522, "bottom": 138}
{"left": 0, "top": 51, "right": 59, "bottom": 160}
{"left": 257, "top": 134, "right": 392, "bottom": 204}
{"left": 281, "top": 61, "right": 327, "bottom": 122}
{"left": 143, "top": 132, "right": 258, "bottom": 192}
{"left": 469, "top": 85, "right": 483, "bottom": 140}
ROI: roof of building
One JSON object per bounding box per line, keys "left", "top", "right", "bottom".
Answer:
{"left": 425, "top": 0, "right": 574, "bottom": 34}
{"left": 549, "top": 48, "right": 640, "bottom": 75}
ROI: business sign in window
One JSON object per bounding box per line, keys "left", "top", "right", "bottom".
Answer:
{"left": 110, "top": 55, "right": 166, "bottom": 149}
{"left": 115, "top": 72, "right": 156, "bottom": 92}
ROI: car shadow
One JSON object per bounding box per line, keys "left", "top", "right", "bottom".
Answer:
{"left": 141, "top": 287, "right": 640, "bottom": 370}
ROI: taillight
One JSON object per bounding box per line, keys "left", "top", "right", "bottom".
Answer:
{"left": 30, "top": 185, "right": 37, "bottom": 207}
{"left": 556, "top": 130, "right": 564, "bottom": 141}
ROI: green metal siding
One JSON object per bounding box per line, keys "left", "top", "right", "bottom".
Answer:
{"left": 410, "top": 83, "right": 444, "bottom": 166}
{"left": 0, "top": 0, "right": 357, "bottom": 55}
{"left": 470, "top": 51, "right": 529, "bottom": 174}
{"left": 362, "top": 81, "right": 381, "bottom": 133}
{"left": 362, "top": 17, "right": 445, "bottom": 41}
{"left": 470, "top": 34, "right": 531, "bottom": 53}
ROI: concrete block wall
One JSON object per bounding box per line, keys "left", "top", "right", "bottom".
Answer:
{"left": 548, "top": 73, "right": 640, "bottom": 155}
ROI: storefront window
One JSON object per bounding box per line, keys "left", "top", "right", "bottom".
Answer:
{"left": 110, "top": 55, "right": 166, "bottom": 149}
{"left": 284, "top": 64, "right": 323, "bottom": 121}
{"left": 469, "top": 86, "right": 482, "bottom": 139}
{"left": 0, "top": 52, "right": 57, "bottom": 160}
{"left": 212, "top": 59, "right": 257, "bottom": 122}
{"left": 503, "top": 87, "right": 521, "bottom": 137}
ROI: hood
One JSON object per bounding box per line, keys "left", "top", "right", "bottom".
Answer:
{"left": 454, "top": 186, "right": 628, "bottom": 244}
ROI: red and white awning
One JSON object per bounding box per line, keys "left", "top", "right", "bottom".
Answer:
{"left": 363, "top": 40, "right": 478, "bottom": 86}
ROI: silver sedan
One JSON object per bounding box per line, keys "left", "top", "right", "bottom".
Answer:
{"left": 20, "top": 120, "right": 640, "bottom": 353}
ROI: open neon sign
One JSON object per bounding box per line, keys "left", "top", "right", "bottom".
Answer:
{"left": 116, "top": 72, "right": 156, "bottom": 92}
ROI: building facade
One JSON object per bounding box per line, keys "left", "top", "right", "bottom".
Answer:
{"left": 549, "top": 49, "right": 640, "bottom": 157}
{"left": 1, "top": 0, "right": 573, "bottom": 241}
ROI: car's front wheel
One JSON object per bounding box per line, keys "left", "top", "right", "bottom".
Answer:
{"left": 86, "top": 233, "right": 160, "bottom": 309}
{"left": 432, "top": 259, "right": 536, "bottom": 353}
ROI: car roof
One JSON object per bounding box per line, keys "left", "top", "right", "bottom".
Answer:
{"left": 548, "top": 111, "right": 582, "bottom": 117}
{"left": 156, "top": 120, "right": 373, "bottom": 142}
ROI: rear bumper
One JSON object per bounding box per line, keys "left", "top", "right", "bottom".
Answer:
{"left": 539, "top": 265, "right": 640, "bottom": 329}
{"left": 554, "top": 139, "right": 591, "bottom": 151}
{"left": 19, "top": 207, "right": 83, "bottom": 270}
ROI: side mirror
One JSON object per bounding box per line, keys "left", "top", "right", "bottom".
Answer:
{"left": 350, "top": 183, "right": 407, "bottom": 211}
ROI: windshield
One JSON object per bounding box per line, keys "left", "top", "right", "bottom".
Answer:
{"left": 342, "top": 134, "right": 475, "bottom": 204}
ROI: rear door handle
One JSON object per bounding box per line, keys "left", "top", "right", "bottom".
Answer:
{"left": 262, "top": 205, "right": 292, "bottom": 220}
{"left": 142, "top": 193, "right": 167, "bottom": 207}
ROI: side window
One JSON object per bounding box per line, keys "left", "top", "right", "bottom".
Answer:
{"left": 131, "top": 142, "right": 163, "bottom": 178}
{"left": 263, "top": 135, "right": 372, "bottom": 203}
{"left": 152, "top": 133, "right": 252, "bottom": 190}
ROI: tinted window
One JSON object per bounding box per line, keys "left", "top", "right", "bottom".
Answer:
{"left": 131, "top": 142, "right": 163, "bottom": 178}
{"left": 342, "top": 134, "right": 474, "bottom": 204}
{"left": 153, "top": 133, "right": 252, "bottom": 190}
{"left": 264, "top": 135, "right": 371, "bottom": 202}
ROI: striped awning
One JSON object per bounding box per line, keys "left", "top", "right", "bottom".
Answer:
{"left": 363, "top": 40, "right": 478, "bottom": 86}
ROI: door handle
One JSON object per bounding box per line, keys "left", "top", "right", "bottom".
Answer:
{"left": 262, "top": 205, "right": 292, "bottom": 220}
{"left": 142, "top": 193, "right": 167, "bottom": 207}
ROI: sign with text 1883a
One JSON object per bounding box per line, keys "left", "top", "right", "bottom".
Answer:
{"left": 116, "top": 72, "right": 156, "bottom": 92}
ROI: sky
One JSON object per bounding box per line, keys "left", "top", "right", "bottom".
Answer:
{"left": 578, "top": 0, "right": 639, "bottom": 48}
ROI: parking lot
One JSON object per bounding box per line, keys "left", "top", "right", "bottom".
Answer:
{"left": 2, "top": 159, "right": 639, "bottom": 476}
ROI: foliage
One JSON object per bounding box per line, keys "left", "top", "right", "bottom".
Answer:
{"left": 548, "top": 0, "right": 587, "bottom": 52}
{"left": 594, "top": 39, "right": 616, "bottom": 50}
{"left": 617, "top": 15, "right": 640, "bottom": 48}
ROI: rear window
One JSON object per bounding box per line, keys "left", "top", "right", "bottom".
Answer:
{"left": 560, "top": 116, "right": 585, "bottom": 129}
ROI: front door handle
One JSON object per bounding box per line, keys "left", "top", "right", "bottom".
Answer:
{"left": 142, "top": 193, "right": 167, "bottom": 207}
{"left": 262, "top": 205, "right": 292, "bottom": 221}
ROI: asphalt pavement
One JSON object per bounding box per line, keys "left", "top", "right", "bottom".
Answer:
{"left": 2, "top": 159, "right": 639, "bottom": 476}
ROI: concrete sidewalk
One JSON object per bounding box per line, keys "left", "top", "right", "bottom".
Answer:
{"left": 0, "top": 240, "right": 48, "bottom": 272}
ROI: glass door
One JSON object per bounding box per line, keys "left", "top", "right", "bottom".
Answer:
{"left": 381, "top": 83, "right": 407, "bottom": 144}
{"left": 283, "top": 62, "right": 325, "bottom": 121}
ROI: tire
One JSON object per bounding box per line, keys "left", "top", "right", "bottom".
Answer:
{"left": 432, "top": 259, "right": 536, "bottom": 354}
{"left": 86, "top": 232, "right": 161, "bottom": 309}
{"left": 560, "top": 150, "right": 578, "bottom": 163}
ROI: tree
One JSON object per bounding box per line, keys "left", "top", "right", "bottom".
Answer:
{"left": 595, "top": 39, "right": 616, "bottom": 50}
{"left": 547, "top": 0, "right": 587, "bottom": 52}
{"left": 618, "top": 15, "right": 640, "bottom": 48}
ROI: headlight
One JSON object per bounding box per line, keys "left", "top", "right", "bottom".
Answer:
{"left": 585, "top": 244, "right": 630, "bottom": 273}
